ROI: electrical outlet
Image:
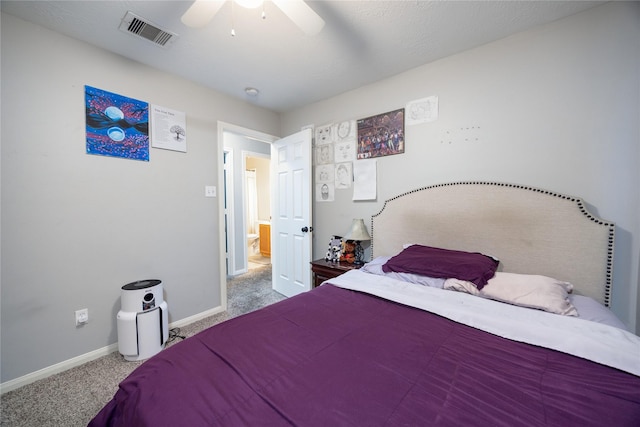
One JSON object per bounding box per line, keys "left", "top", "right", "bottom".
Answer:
{"left": 75, "top": 308, "right": 89, "bottom": 326}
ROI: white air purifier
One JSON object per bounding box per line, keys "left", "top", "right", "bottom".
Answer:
{"left": 117, "top": 279, "right": 168, "bottom": 361}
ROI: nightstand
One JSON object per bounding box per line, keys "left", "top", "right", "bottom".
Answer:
{"left": 310, "top": 258, "right": 363, "bottom": 288}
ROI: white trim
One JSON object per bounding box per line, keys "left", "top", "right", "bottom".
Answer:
{"left": 168, "top": 305, "right": 225, "bottom": 329}
{"left": 242, "top": 152, "right": 251, "bottom": 271}
{"left": 0, "top": 306, "right": 224, "bottom": 394}
{"left": 1, "top": 343, "right": 118, "bottom": 394}
{"left": 224, "top": 148, "right": 237, "bottom": 277}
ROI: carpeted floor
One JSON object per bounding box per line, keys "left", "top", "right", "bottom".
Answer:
{"left": 0, "top": 265, "right": 284, "bottom": 427}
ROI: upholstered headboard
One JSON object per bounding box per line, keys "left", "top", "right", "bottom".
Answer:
{"left": 371, "top": 182, "right": 615, "bottom": 306}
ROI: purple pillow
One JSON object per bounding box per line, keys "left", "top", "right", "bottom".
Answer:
{"left": 382, "top": 245, "right": 499, "bottom": 289}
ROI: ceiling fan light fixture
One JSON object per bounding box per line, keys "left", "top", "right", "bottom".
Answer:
{"left": 181, "top": 0, "right": 324, "bottom": 35}
{"left": 235, "top": 0, "right": 263, "bottom": 9}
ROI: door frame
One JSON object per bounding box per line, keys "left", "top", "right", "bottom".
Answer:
{"left": 223, "top": 148, "right": 235, "bottom": 278}
{"left": 217, "top": 121, "right": 278, "bottom": 310}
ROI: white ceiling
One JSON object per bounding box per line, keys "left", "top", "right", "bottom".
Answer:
{"left": 1, "top": 1, "right": 604, "bottom": 113}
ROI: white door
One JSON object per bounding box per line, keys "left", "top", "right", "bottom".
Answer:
{"left": 271, "top": 129, "right": 313, "bottom": 297}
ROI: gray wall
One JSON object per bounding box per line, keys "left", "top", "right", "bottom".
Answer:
{"left": 0, "top": 12, "right": 279, "bottom": 383}
{"left": 281, "top": 2, "right": 640, "bottom": 332}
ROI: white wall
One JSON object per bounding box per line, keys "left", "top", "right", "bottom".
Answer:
{"left": 281, "top": 2, "right": 640, "bottom": 332}
{"left": 0, "top": 12, "right": 279, "bottom": 383}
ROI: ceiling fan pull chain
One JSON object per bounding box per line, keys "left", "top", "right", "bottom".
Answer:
{"left": 231, "top": 1, "right": 236, "bottom": 37}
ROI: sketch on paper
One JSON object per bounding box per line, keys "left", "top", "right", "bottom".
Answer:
{"left": 353, "top": 159, "right": 377, "bottom": 201}
{"left": 313, "top": 119, "right": 357, "bottom": 197}
{"left": 85, "top": 85, "right": 149, "bottom": 161}
{"left": 334, "top": 140, "right": 356, "bottom": 163}
{"left": 316, "top": 182, "right": 335, "bottom": 202}
{"left": 315, "top": 143, "right": 334, "bottom": 165}
{"left": 335, "top": 120, "right": 356, "bottom": 142}
{"left": 315, "top": 123, "right": 333, "bottom": 145}
{"left": 315, "top": 164, "right": 335, "bottom": 183}
{"left": 335, "top": 162, "right": 352, "bottom": 189}
{"left": 406, "top": 96, "right": 438, "bottom": 125}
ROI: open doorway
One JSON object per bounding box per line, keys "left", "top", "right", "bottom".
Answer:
{"left": 217, "top": 122, "right": 278, "bottom": 311}
{"left": 222, "top": 131, "right": 273, "bottom": 276}
{"left": 217, "top": 123, "right": 313, "bottom": 309}
{"left": 244, "top": 152, "right": 271, "bottom": 271}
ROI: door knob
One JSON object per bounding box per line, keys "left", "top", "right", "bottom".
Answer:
{"left": 301, "top": 226, "right": 313, "bottom": 233}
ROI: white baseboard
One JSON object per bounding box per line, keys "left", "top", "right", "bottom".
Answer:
{"left": 0, "top": 305, "right": 225, "bottom": 394}
{"left": 167, "top": 305, "right": 225, "bottom": 329}
{"left": 0, "top": 343, "right": 118, "bottom": 394}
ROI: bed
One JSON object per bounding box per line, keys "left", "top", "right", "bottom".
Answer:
{"left": 89, "top": 182, "right": 640, "bottom": 427}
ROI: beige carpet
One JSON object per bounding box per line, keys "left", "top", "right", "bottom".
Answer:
{"left": 0, "top": 265, "right": 284, "bottom": 427}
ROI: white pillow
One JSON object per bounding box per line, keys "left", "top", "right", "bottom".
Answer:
{"left": 361, "top": 256, "right": 445, "bottom": 288}
{"left": 445, "top": 272, "right": 578, "bottom": 316}
{"left": 443, "top": 278, "right": 480, "bottom": 295}
{"left": 570, "top": 295, "right": 628, "bottom": 330}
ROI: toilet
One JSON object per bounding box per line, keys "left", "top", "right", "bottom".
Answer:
{"left": 247, "top": 231, "right": 260, "bottom": 255}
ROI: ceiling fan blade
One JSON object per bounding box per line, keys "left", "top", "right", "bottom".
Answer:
{"left": 181, "top": 0, "right": 225, "bottom": 28}
{"left": 272, "top": 0, "right": 325, "bottom": 36}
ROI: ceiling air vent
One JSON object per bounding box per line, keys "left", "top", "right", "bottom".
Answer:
{"left": 119, "top": 11, "right": 177, "bottom": 48}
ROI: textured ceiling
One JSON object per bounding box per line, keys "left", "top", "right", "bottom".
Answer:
{"left": 1, "top": 1, "right": 604, "bottom": 112}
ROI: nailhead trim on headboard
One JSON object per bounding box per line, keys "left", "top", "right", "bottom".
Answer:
{"left": 370, "top": 182, "right": 615, "bottom": 307}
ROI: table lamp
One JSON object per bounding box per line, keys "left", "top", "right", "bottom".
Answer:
{"left": 344, "top": 218, "right": 371, "bottom": 265}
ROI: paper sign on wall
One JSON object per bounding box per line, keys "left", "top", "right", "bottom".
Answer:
{"left": 151, "top": 105, "right": 187, "bottom": 152}
{"left": 353, "top": 159, "right": 377, "bottom": 201}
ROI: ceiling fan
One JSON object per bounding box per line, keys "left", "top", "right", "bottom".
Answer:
{"left": 181, "top": 0, "right": 325, "bottom": 36}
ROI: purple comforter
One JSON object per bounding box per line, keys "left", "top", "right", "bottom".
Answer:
{"left": 90, "top": 284, "right": 640, "bottom": 426}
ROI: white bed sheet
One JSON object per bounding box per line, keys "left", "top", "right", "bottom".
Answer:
{"left": 327, "top": 269, "right": 640, "bottom": 377}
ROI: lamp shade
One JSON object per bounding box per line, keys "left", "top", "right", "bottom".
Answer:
{"left": 344, "top": 219, "right": 371, "bottom": 242}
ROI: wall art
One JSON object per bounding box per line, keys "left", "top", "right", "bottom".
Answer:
{"left": 356, "top": 108, "right": 405, "bottom": 159}
{"left": 406, "top": 96, "right": 438, "bottom": 125}
{"left": 314, "top": 123, "right": 334, "bottom": 145}
{"left": 335, "top": 162, "right": 352, "bottom": 190}
{"left": 85, "top": 85, "right": 149, "bottom": 161}
{"left": 151, "top": 104, "right": 187, "bottom": 152}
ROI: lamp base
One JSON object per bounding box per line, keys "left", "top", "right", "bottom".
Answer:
{"left": 354, "top": 241, "right": 364, "bottom": 265}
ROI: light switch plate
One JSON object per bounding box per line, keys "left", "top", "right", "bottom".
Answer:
{"left": 205, "top": 186, "right": 216, "bottom": 198}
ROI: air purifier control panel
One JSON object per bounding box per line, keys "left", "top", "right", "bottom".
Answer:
{"left": 142, "top": 292, "right": 155, "bottom": 311}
